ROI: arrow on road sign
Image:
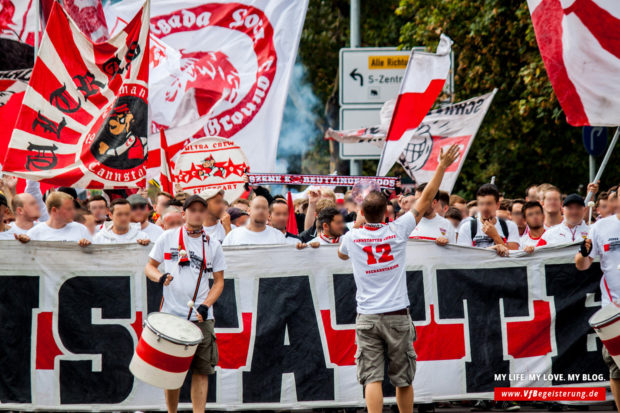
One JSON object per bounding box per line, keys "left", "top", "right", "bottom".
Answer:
{"left": 350, "top": 68, "right": 363, "bottom": 87}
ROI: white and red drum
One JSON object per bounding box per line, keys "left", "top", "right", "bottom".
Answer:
{"left": 589, "top": 302, "right": 620, "bottom": 366}
{"left": 130, "top": 312, "right": 203, "bottom": 389}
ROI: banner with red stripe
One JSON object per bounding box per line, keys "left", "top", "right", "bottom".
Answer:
{"left": 2, "top": 0, "right": 150, "bottom": 189}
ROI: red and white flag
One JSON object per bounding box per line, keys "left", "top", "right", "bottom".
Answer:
{"left": 2, "top": 0, "right": 150, "bottom": 188}
{"left": 62, "top": 0, "right": 109, "bottom": 43}
{"left": 104, "top": 0, "right": 309, "bottom": 173}
{"left": 527, "top": 0, "right": 620, "bottom": 126}
{"left": 159, "top": 128, "right": 174, "bottom": 194}
{"left": 377, "top": 34, "right": 452, "bottom": 176}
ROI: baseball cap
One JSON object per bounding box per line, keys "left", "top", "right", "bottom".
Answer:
{"left": 127, "top": 194, "right": 148, "bottom": 206}
{"left": 563, "top": 193, "right": 585, "bottom": 207}
{"left": 0, "top": 193, "right": 7, "bottom": 208}
{"left": 183, "top": 194, "right": 208, "bottom": 210}
{"left": 199, "top": 188, "right": 225, "bottom": 202}
{"left": 227, "top": 207, "right": 248, "bottom": 221}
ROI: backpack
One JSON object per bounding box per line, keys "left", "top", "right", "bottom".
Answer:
{"left": 470, "top": 216, "right": 509, "bottom": 246}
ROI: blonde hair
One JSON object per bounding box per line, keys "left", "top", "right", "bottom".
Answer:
{"left": 46, "top": 191, "right": 74, "bottom": 213}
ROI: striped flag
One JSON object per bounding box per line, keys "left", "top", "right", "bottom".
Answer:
{"left": 377, "top": 34, "right": 452, "bottom": 176}
{"left": 2, "top": 0, "right": 149, "bottom": 188}
{"left": 159, "top": 128, "right": 174, "bottom": 194}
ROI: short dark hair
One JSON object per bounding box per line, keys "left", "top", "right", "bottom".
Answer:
{"left": 87, "top": 195, "right": 108, "bottom": 208}
{"left": 522, "top": 201, "right": 543, "bottom": 216}
{"left": 415, "top": 182, "right": 440, "bottom": 201}
{"left": 438, "top": 190, "right": 450, "bottom": 207}
{"left": 165, "top": 198, "right": 183, "bottom": 208}
{"left": 74, "top": 208, "right": 92, "bottom": 224}
{"left": 476, "top": 184, "right": 500, "bottom": 202}
{"left": 511, "top": 198, "right": 525, "bottom": 209}
{"left": 317, "top": 207, "right": 341, "bottom": 229}
{"left": 269, "top": 198, "right": 288, "bottom": 212}
{"left": 157, "top": 191, "right": 173, "bottom": 200}
{"left": 110, "top": 198, "right": 130, "bottom": 214}
{"left": 499, "top": 199, "right": 512, "bottom": 211}
{"left": 362, "top": 191, "right": 387, "bottom": 223}
{"left": 445, "top": 206, "right": 463, "bottom": 222}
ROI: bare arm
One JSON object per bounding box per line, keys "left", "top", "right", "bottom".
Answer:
{"left": 304, "top": 189, "right": 319, "bottom": 230}
{"left": 411, "top": 145, "right": 460, "bottom": 224}
{"left": 338, "top": 250, "right": 350, "bottom": 261}
{"left": 145, "top": 258, "right": 173, "bottom": 284}
{"left": 203, "top": 270, "right": 224, "bottom": 307}
{"left": 575, "top": 239, "right": 593, "bottom": 271}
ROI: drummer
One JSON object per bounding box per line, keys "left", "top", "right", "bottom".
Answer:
{"left": 145, "top": 192, "right": 226, "bottom": 413}
{"left": 575, "top": 206, "right": 620, "bottom": 409}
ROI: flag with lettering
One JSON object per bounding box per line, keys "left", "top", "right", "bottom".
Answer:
{"left": 2, "top": 0, "right": 150, "bottom": 188}
{"left": 104, "top": 0, "right": 309, "bottom": 173}
{"left": 527, "top": 0, "right": 620, "bottom": 126}
{"left": 377, "top": 34, "right": 452, "bottom": 176}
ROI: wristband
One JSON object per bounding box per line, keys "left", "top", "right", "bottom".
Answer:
{"left": 197, "top": 304, "right": 210, "bottom": 320}
{"left": 158, "top": 273, "right": 170, "bottom": 285}
{"left": 579, "top": 240, "right": 591, "bottom": 257}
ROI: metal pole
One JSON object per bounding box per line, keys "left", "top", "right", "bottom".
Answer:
{"left": 585, "top": 126, "right": 620, "bottom": 204}
{"left": 349, "top": 0, "right": 362, "bottom": 175}
{"left": 34, "top": 0, "right": 40, "bottom": 60}
{"left": 589, "top": 155, "right": 596, "bottom": 183}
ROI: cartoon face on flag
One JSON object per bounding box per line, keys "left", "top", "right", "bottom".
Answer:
{"left": 105, "top": 0, "right": 309, "bottom": 173}
{"left": 2, "top": 0, "right": 150, "bottom": 188}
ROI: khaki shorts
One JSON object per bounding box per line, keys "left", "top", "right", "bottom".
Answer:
{"left": 191, "top": 319, "right": 219, "bottom": 375}
{"left": 354, "top": 312, "right": 417, "bottom": 388}
{"left": 602, "top": 345, "right": 620, "bottom": 379}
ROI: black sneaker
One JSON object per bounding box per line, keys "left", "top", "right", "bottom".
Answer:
{"left": 418, "top": 403, "right": 435, "bottom": 413}
{"left": 471, "top": 400, "right": 493, "bottom": 412}
{"left": 496, "top": 401, "right": 520, "bottom": 411}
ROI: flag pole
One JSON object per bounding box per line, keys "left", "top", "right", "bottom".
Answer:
{"left": 34, "top": 0, "right": 40, "bottom": 60}
{"left": 585, "top": 126, "right": 619, "bottom": 204}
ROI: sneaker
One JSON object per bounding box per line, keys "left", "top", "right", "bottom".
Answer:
{"left": 418, "top": 403, "right": 435, "bottom": 413}
{"left": 471, "top": 400, "right": 493, "bottom": 412}
{"left": 496, "top": 401, "right": 521, "bottom": 411}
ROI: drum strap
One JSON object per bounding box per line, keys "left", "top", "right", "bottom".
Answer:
{"left": 186, "top": 229, "right": 211, "bottom": 320}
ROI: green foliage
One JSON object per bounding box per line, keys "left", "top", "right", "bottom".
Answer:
{"left": 297, "top": 0, "right": 620, "bottom": 198}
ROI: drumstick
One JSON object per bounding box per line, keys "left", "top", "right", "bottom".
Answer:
{"left": 187, "top": 300, "right": 198, "bottom": 316}
{"left": 587, "top": 201, "right": 595, "bottom": 225}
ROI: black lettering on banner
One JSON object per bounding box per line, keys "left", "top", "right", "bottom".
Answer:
{"left": 73, "top": 72, "right": 105, "bottom": 101}
{"left": 101, "top": 56, "right": 123, "bottom": 77}
{"left": 178, "top": 278, "right": 237, "bottom": 404}
{"left": 545, "top": 263, "right": 607, "bottom": 384}
{"left": 58, "top": 276, "right": 134, "bottom": 404}
{"left": 436, "top": 267, "right": 529, "bottom": 392}
{"left": 243, "top": 276, "right": 334, "bottom": 402}
{"left": 0, "top": 276, "right": 39, "bottom": 403}
{"left": 49, "top": 84, "right": 81, "bottom": 113}
{"left": 25, "top": 142, "right": 58, "bottom": 171}
{"left": 32, "top": 111, "right": 66, "bottom": 140}
{"left": 125, "top": 41, "right": 141, "bottom": 63}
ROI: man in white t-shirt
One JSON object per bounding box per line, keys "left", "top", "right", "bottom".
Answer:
{"left": 457, "top": 184, "right": 519, "bottom": 256}
{"left": 536, "top": 194, "right": 589, "bottom": 247}
{"left": 0, "top": 193, "right": 17, "bottom": 240}
{"left": 200, "top": 188, "right": 232, "bottom": 243}
{"left": 223, "top": 196, "right": 287, "bottom": 246}
{"left": 519, "top": 201, "right": 546, "bottom": 253}
{"left": 309, "top": 206, "right": 345, "bottom": 246}
{"left": 16, "top": 192, "right": 91, "bottom": 246}
{"left": 540, "top": 186, "right": 563, "bottom": 229}
{"left": 128, "top": 194, "right": 163, "bottom": 242}
{"left": 93, "top": 199, "right": 150, "bottom": 245}
{"left": 575, "top": 210, "right": 620, "bottom": 410}
{"left": 145, "top": 194, "right": 226, "bottom": 413}
{"left": 86, "top": 195, "right": 109, "bottom": 233}
{"left": 10, "top": 193, "right": 41, "bottom": 235}
{"left": 410, "top": 183, "right": 456, "bottom": 246}
{"left": 337, "top": 144, "right": 460, "bottom": 413}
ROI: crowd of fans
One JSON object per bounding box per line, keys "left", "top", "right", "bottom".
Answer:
{"left": 0, "top": 174, "right": 611, "bottom": 258}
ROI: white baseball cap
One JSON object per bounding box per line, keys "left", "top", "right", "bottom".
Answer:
{"left": 199, "top": 188, "right": 225, "bottom": 201}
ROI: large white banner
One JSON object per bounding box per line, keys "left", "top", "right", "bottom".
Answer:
{"left": 104, "top": 0, "right": 308, "bottom": 173}
{"left": 0, "top": 241, "right": 609, "bottom": 410}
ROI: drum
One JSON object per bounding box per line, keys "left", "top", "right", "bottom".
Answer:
{"left": 589, "top": 302, "right": 620, "bottom": 366}
{"left": 129, "top": 312, "right": 203, "bottom": 389}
